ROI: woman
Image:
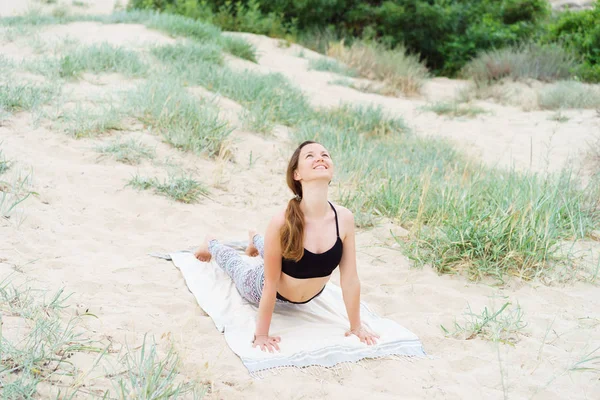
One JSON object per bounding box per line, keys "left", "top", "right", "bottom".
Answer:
{"left": 194, "top": 141, "right": 379, "bottom": 353}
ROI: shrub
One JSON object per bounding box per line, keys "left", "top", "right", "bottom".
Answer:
{"left": 462, "top": 43, "right": 579, "bottom": 85}
{"left": 537, "top": 81, "right": 600, "bottom": 110}
{"left": 327, "top": 40, "right": 428, "bottom": 95}
{"left": 127, "top": 0, "right": 551, "bottom": 76}
{"left": 545, "top": 1, "right": 600, "bottom": 82}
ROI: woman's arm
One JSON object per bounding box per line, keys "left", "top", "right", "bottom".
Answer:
{"left": 253, "top": 212, "right": 284, "bottom": 351}
{"left": 338, "top": 208, "right": 379, "bottom": 345}
{"left": 338, "top": 209, "right": 361, "bottom": 330}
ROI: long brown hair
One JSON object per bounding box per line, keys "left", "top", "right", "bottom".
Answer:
{"left": 280, "top": 140, "right": 317, "bottom": 261}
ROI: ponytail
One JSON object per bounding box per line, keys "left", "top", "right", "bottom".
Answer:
{"left": 281, "top": 140, "right": 316, "bottom": 261}
{"left": 281, "top": 197, "right": 305, "bottom": 261}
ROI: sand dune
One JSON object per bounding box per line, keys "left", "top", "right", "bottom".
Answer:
{"left": 0, "top": 2, "right": 599, "bottom": 399}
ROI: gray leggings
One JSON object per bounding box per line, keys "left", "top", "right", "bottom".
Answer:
{"left": 208, "top": 235, "right": 287, "bottom": 305}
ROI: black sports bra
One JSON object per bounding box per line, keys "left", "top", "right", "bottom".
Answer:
{"left": 281, "top": 202, "right": 343, "bottom": 279}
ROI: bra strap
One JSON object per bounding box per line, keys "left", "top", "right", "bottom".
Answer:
{"left": 328, "top": 201, "right": 340, "bottom": 237}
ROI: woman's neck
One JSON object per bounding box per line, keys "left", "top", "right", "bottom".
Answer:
{"left": 299, "top": 183, "right": 330, "bottom": 219}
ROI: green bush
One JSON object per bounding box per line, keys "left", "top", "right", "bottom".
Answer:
{"left": 544, "top": 1, "right": 600, "bottom": 82}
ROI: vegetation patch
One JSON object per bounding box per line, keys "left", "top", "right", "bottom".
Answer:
{"left": 127, "top": 173, "right": 209, "bottom": 203}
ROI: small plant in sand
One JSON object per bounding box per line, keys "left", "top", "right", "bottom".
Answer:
{"left": 420, "top": 101, "right": 487, "bottom": 118}
{"left": 0, "top": 146, "right": 10, "bottom": 175}
{"left": 308, "top": 57, "right": 358, "bottom": 77}
{"left": 0, "top": 166, "right": 36, "bottom": 224}
{"left": 548, "top": 111, "right": 570, "bottom": 123}
{"left": 538, "top": 81, "right": 600, "bottom": 110}
{"left": 127, "top": 173, "right": 209, "bottom": 203}
{"left": 112, "top": 334, "right": 206, "bottom": 399}
{"left": 441, "top": 302, "right": 527, "bottom": 344}
{"left": 51, "top": 104, "right": 124, "bottom": 138}
{"left": 0, "top": 278, "right": 205, "bottom": 397}
{"left": 95, "top": 137, "right": 156, "bottom": 165}
{"left": 0, "top": 279, "right": 104, "bottom": 397}
{"left": 327, "top": 40, "right": 428, "bottom": 96}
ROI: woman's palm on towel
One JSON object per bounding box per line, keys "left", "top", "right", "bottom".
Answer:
{"left": 253, "top": 335, "right": 281, "bottom": 353}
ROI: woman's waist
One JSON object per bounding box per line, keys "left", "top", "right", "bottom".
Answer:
{"left": 277, "top": 273, "right": 330, "bottom": 303}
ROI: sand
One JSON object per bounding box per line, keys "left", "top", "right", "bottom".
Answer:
{"left": 0, "top": 2, "right": 599, "bottom": 399}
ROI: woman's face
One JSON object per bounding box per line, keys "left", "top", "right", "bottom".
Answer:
{"left": 294, "top": 143, "right": 334, "bottom": 183}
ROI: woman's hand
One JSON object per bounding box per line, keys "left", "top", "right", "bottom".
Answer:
{"left": 252, "top": 334, "right": 281, "bottom": 353}
{"left": 345, "top": 326, "right": 380, "bottom": 345}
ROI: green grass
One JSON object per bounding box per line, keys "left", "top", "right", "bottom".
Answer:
{"left": 127, "top": 173, "right": 209, "bottom": 203}
{"left": 151, "top": 41, "right": 223, "bottom": 66}
{"left": 0, "top": 277, "right": 205, "bottom": 398}
{"left": 308, "top": 57, "right": 357, "bottom": 77}
{"left": 0, "top": 279, "right": 103, "bottom": 397}
{"left": 462, "top": 43, "right": 578, "bottom": 85}
{"left": 27, "top": 42, "right": 148, "bottom": 79}
{"left": 294, "top": 101, "right": 599, "bottom": 280}
{"left": 0, "top": 146, "right": 10, "bottom": 175}
{"left": 0, "top": 167, "right": 35, "bottom": 224}
{"left": 51, "top": 104, "right": 124, "bottom": 138}
{"left": 421, "top": 101, "right": 487, "bottom": 118}
{"left": 441, "top": 302, "right": 527, "bottom": 344}
{"left": 127, "top": 79, "right": 232, "bottom": 157}
{"left": 0, "top": 82, "right": 59, "bottom": 114}
{"left": 113, "top": 334, "right": 205, "bottom": 399}
{"left": 220, "top": 35, "right": 257, "bottom": 62}
{"left": 158, "top": 55, "right": 311, "bottom": 131}
{"left": 538, "top": 81, "right": 600, "bottom": 110}
{"left": 0, "top": 9, "right": 257, "bottom": 62}
{"left": 95, "top": 137, "right": 156, "bottom": 165}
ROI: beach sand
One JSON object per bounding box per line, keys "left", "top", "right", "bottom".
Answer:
{"left": 0, "top": 1, "right": 599, "bottom": 398}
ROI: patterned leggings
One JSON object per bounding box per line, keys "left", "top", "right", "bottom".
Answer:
{"left": 208, "top": 235, "right": 286, "bottom": 305}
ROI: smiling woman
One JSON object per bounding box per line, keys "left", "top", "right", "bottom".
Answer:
{"left": 194, "top": 140, "right": 379, "bottom": 352}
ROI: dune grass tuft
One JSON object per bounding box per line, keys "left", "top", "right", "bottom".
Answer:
{"left": 538, "top": 81, "right": 600, "bottom": 110}
{"left": 127, "top": 79, "right": 232, "bottom": 157}
{"left": 327, "top": 40, "right": 429, "bottom": 95}
{"left": 0, "top": 280, "right": 103, "bottom": 397}
{"left": 462, "top": 43, "right": 578, "bottom": 85}
{"left": 0, "top": 82, "right": 59, "bottom": 114}
{"left": 28, "top": 42, "right": 148, "bottom": 79}
{"left": 51, "top": 104, "right": 124, "bottom": 138}
{"left": 158, "top": 52, "right": 311, "bottom": 133}
{"left": 128, "top": 173, "right": 209, "bottom": 203}
{"left": 95, "top": 137, "right": 156, "bottom": 165}
{"left": 0, "top": 166, "right": 35, "bottom": 224}
{"left": 151, "top": 41, "right": 223, "bottom": 66}
{"left": 113, "top": 334, "right": 206, "bottom": 399}
{"left": 421, "top": 101, "right": 487, "bottom": 118}
{"left": 308, "top": 57, "right": 357, "bottom": 77}
{"left": 0, "top": 278, "right": 205, "bottom": 398}
{"left": 0, "top": 146, "right": 10, "bottom": 174}
{"left": 441, "top": 302, "right": 527, "bottom": 344}
{"left": 220, "top": 35, "right": 257, "bottom": 62}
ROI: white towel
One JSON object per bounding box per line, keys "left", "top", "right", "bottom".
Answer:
{"left": 170, "top": 251, "right": 426, "bottom": 375}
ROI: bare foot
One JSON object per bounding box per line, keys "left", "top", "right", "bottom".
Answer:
{"left": 194, "top": 235, "right": 215, "bottom": 262}
{"left": 245, "top": 230, "right": 259, "bottom": 257}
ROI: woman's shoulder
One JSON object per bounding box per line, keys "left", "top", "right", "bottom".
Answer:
{"left": 330, "top": 202, "right": 355, "bottom": 225}
{"left": 269, "top": 207, "right": 287, "bottom": 228}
